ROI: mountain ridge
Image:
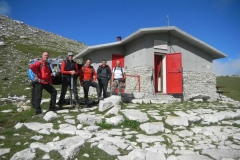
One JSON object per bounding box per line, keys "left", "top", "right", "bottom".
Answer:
{"left": 0, "top": 15, "right": 87, "bottom": 97}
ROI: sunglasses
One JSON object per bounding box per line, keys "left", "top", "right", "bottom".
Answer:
{"left": 68, "top": 55, "right": 73, "bottom": 57}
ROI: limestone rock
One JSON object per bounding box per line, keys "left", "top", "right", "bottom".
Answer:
{"left": 140, "top": 122, "right": 164, "bottom": 134}
{"left": 132, "top": 99, "right": 143, "bottom": 104}
{"left": 97, "top": 142, "right": 121, "bottom": 156}
{"left": 0, "top": 148, "right": 10, "bottom": 156}
{"left": 136, "top": 134, "right": 164, "bottom": 143}
{"left": 77, "top": 114, "right": 102, "bottom": 125}
{"left": 106, "top": 115, "right": 124, "bottom": 126}
{"left": 202, "top": 149, "right": 240, "bottom": 160}
{"left": 10, "top": 148, "right": 36, "bottom": 160}
{"left": 177, "top": 154, "right": 212, "bottom": 160}
{"left": 165, "top": 116, "right": 189, "bottom": 126}
{"left": 104, "top": 105, "right": 121, "bottom": 116}
{"left": 99, "top": 95, "right": 121, "bottom": 112}
{"left": 121, "top": 109, "right": 149, "bottom": 123}
{"left": 58, "top": 124, "right": 77, "bottom": 135}
{"left": 43, "top": 111, "right": 58, "bottom": 121}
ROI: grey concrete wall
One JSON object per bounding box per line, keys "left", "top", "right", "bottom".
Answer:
{"left": 82, "top": 46, "right": 124, "bottom": 70}
{"left": 144, "top": 33, "right": 213, "bottom": 72}
{"left": 124, "top": 35, "right": 148, "bottom": 69}
{"left": 168, "top": 35, "right": 213, "bottom": 72}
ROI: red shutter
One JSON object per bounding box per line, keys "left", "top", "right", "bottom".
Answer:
{"left": 166, "top": 53, "right": 183, "bottom": 94}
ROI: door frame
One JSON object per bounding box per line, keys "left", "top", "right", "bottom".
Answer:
{"left": 154, "top": 52, "right": 166, "bottom": 93}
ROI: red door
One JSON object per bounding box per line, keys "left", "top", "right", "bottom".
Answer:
{"left": 112, "top": 54, "right": 125, "bottom": 93}
{"left": 166, "top": 53, "right": 183, "bottom": 94}
{"left": 154, "top": 54, "right": 162, "bottom": 92}
{"left": 112, "top": 54, "right": 124, "bottom": 69}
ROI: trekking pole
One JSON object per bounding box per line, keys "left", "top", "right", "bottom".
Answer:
{"left": 70, "top": 75, "right": 74, "bottom": 108}
{"left": 109, "top": 80, "right": 112, "bottom": 96}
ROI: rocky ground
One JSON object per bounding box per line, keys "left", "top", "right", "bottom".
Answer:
{"left": 0, "top": 90, "right": 240, "bottom": 160}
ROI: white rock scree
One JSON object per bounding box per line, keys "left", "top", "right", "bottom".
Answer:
{"left": 1, "top": 93, "right": 240, "bottom": 159}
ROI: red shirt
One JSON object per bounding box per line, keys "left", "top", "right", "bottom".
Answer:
{"left": 29, "top": 59, "right": 52, "bottom": 84}
{"left": 80, "top": 66, "right": 97, "bottom": 83}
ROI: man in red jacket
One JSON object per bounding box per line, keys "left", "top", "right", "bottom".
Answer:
{"left": 80, "top": 59, "right": 102, "bottom": 107}
{"left": 29, "top": 52, "right": 57, "bottom": 116}
{"left": 58, "top": 52, "right": 80, "bottom": 109}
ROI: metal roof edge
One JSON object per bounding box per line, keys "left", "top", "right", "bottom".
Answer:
{"left": 172, "top": 27, "right": 227, "bottom": 58}
{"left": 74, "top": 26, "right": 227, "bottom": 59}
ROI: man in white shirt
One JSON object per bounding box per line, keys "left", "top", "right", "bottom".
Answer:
{"left": 111, "top": 60, "right": 126, "bottom": 96}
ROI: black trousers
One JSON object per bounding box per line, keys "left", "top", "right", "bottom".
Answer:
{"left": 83, "top": 81, "right": 100, "bottom": 102}
{"left": 34, "top": 83, "right": 57, "bottom": 114}
{"left": 98, "top": 78, "right": 109, "bottom": 98}
{"left": 31, "top": 83, "right": 35, "bottom": 108}
{"left": 59, "top": 76, "right": 79, "bottom": 105}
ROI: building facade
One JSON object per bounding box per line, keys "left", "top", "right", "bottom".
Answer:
{"left": 74, "top": 26, "right": 226, "bottom": 101}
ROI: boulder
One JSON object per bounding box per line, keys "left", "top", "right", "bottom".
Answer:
{"left": 106, "top": 115, "right": 124, "bottom": 126}
{"left": 98, "top": 95, "right": 121, "bottom": 112}
{"left": 140, "top": 122, "right": 164, "bottom": 134}
{"left": 121, "top": 109, "right": 149, "bottom": 123}
{"left": 43, "top": 111, "right": 58, "bottom": 121}
{"left": 77, "top": 114, "right": 102, "bottom": 125}
{"left": 10, "top": 148, "right": 36, "bottom": 160}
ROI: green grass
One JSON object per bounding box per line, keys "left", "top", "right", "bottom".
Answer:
{"left": 13, "top": 43, "right": 66, "bottom": 58}
{"left": 216, "top": 76, "right": 240, "bottom": 101}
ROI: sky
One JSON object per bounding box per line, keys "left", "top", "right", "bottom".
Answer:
{"left": 0, "top": 0, "right": 239, "bottom": 76}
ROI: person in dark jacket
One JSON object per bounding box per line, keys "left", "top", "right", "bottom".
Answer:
{"left": 97, "top": 60, "right": 112, "bottom": 98}
{"left": 29, "top": 52, "right": 57, "bottom": 116}
{"left": 58, "top": 52, "right": 80, "bottom": 109}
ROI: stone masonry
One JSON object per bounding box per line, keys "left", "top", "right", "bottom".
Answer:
{"left": 183, "top": 71, "right": 219, "bottom": 101}
{"left": 116, "top": 65, "right": 219, "bottom": 101}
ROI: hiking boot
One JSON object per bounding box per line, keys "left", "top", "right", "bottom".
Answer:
{"left": 58, "top": 105, "right": 63, "bottom": 110}
{"left": 33, "top": 112, "right": 45, "bottom": 118}
{"left": 84, "top": 104, "right": 91, "bottom": 108}
{"left": 98, "top": 97, "right": 104, "bottom": 101}
{"left": 75, "top": 104, "right": 82, "bottom": 109}
{"left": 48, "top": 107, "right": 57, "bottom": 111}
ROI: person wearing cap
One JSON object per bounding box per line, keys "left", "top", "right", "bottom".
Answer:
{"left": 58, "top": 52, "right": 81, "bottom": 109}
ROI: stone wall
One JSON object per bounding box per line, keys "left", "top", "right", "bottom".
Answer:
{"left": 125, "top": 65, "right": 154, "bottom": 96}
{"left": 81, "top": 66, "right": 219, "bottom": 102}
{"left": 183, "top": 71, "right": 218, "bottom": 101}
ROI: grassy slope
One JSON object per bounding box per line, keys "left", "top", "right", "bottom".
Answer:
{"left": 216, "top": 76, "right": 240, "bottom": 101}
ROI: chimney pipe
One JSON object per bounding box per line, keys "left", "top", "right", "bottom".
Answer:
{"left": 117, "top": 36, "right": 122, "bottom": 41}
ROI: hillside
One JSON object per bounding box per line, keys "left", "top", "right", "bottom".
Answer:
{"left": 216, "top": 76, "right": 240, "bottom": 101}
{"left": 0, "top": 16, "right": 87, "bottom": 97}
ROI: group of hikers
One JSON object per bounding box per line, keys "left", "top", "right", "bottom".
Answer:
{"left": 29, "top": 51, "right": 126, "bottom": 116}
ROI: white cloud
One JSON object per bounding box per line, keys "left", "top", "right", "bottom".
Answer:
{"left": 213, "top": 57, "right": 240, "bottom": 76}
{"left": 0, "top": 1, "right": 11, "bottom": 15}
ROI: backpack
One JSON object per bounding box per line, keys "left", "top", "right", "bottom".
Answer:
{"left": 113, "top": 67, "right": 124, "bottom": 77}
{"left": 98, "top": 65, "right": 111, "bottom": 77}
{"left": 27, "top": 60, "right": 42, "bottom": 82}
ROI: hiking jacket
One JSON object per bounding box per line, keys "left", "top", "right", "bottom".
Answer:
{"left": 29, "top": 59, "right": 52, "bottom": 84}
{"left": 80, "top": 65, "right": 97, "bottom": 83}
{"left": 97, "top": 65, "right": 112, "bottom": 80}
{"left": 61, "top": 59, "right": 79, "bottom": 77}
